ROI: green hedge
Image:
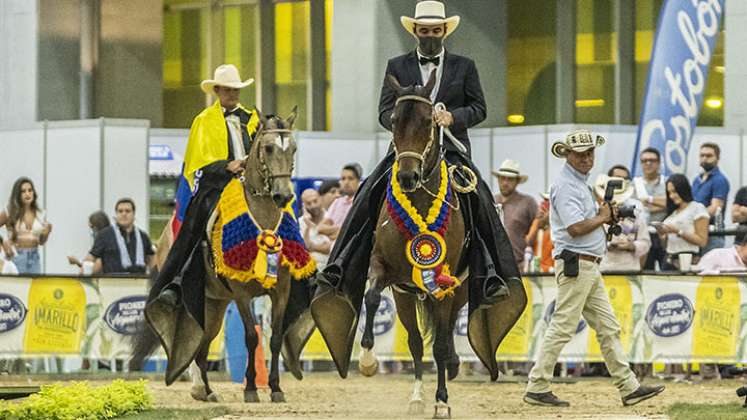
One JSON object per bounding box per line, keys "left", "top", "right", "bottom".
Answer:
{"left": 0, "top": 379, "right": 153, "bottom": 420}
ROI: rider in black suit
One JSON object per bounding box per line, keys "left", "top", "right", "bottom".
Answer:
{"left": 311, "top": 1, "right": 526, "bottom": 377}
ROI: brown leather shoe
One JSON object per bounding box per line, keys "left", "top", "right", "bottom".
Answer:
{"left": 622, "top": 384, "right": 665, "bottom": 406}
{"left": 523, "top": 391, "right": 570, "bottom": 407}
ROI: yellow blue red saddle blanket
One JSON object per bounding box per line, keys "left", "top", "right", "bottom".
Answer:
{"left": 211, "top": 179, "right": 316, "bottom": 287}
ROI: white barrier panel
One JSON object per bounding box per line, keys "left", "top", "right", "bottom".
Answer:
{"left": 295, "top": 131, "right": 380, "bottom": 178}
{"left": 103, "top": 120, "right": 150, "bottom": 229}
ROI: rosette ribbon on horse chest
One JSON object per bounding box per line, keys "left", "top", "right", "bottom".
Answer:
{"left": 386, "top": 160, "right": 460, "bottom": 300}
{"left": 212, "top": 179, "right": 316, "bottom": 288}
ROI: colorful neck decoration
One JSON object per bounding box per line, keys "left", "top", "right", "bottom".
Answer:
{"left": 386, "top": 160, "right": 460, "bottom": 300}
{"left": 212, "top": 179, "right": 315, "bottom": 288}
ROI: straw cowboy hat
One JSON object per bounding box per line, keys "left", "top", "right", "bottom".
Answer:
{"left": 593, "top": 174, "right": 635, "bottom": 203}
{"left": 200, "top": 64, "right": 254, "bottom": 94}
{"left": 551, "top": 129, "right": 606, "bottom": 158}
{"left": 401, "top": 1, "right": 460, "bottom": 40}
{"left": 492, "top": 159, "right": 528, "bottom": 184}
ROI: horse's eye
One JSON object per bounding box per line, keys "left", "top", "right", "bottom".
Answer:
{"left": 264, "top": 144, "right": 274, "bottom": 155}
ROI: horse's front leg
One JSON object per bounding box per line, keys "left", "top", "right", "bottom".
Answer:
{"left": 268, "top": 276, "right": 291, "bottom": 402}
{"left": 359, "top": 257, "right": 386, "bottom": 377}
{"left": 235, "top": 297, "right": 260, "bottom": 403}
{"left": 433, "top": 297, "right": 454, "bottom": 419}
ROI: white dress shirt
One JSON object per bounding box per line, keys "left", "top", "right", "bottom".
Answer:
{"left": 417, "top": 48, "right": 444, "bottom": 102}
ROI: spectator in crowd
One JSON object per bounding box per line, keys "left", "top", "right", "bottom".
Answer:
{"left": 732, "top": 186, "right": 747, "bottom": 227}
{"left": 88, "top": 198, "right": 155, "bottom": 274}
{"left": 318, "top": 179, "right": 341, "bottom": 211}
{"left": 67, "top": 211, "right": 111, "bottom": 269}
{"left": 692, "top": 143, "right": 729, "bottom": 254}
{"left": 697, "top": 231, "right": 747, "bottom": 274}
{"left": 0, "top": 177, "right": 52, "bottom": 274}
{"left": 656, "top": 174, "right": 709, "bottom": 271}
{"left": 299, "top": 189, "right": 332, "bottom": 267}
{"left": 633, "top": 148, "right": 668, "bottom": 270}
{"left": 525, "top": 193, "right": 554, "bottom": 272}
{"left": 594, "top": 172, "right": 650, "bottom": 272}
{"left": 320, "top": 163, "right": 363, "bottom": 240}
{"left": 493, "top": 159, "right": 536, "bottom": 269}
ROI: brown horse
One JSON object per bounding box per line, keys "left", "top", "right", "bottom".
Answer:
{"left": 137, "top": 110, "right": 314, "bottom": 404}
{"left": 358, "top": 73, "right": 467, "bottom": 419}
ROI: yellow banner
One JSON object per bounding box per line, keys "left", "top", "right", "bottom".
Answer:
{"left": 23, "top": 278, "right": 87, "bottom": 354}
{"left": 692, "top": 277, "right": 740, "bottom": 359}
{"left": 497, "top": 278, "right": 533, "bottom": 358}
{"left": 587, "top": 276, "right": 633, "bottom": 357}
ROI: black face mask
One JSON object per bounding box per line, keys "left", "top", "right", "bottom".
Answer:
{"left": 701, "top": 162, "right": 716, "bottom": 172}
{"left": 417, "top": 36, "right": 443, "bottom": 57}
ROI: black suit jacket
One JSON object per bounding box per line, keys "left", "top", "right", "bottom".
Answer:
{"left": 378, "top": 50, "right": 487, "bottom": 156}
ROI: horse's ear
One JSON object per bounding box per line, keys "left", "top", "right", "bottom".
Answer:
{"left": 423, "top": 69, "right": 437, "bottom": 97}
{"left": 285, "top": 106, "right": 298, "bottom": 129}
{"left": 386, "top": 74, "right": 403, "bottom": 94}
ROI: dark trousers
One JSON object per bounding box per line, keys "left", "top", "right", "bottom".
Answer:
{"left": 643, "top": 233, "right": 666, "bottom": 270}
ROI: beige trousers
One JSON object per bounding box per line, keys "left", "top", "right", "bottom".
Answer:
{"left": 526, "top": 259, "right": 639, "bottom": 396}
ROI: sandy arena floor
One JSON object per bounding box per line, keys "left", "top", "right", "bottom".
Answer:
{"left": 142, "top": 371, "right": 742, "bottom": 419}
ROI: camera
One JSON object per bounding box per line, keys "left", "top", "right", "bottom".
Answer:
{"left": 603, "top": 179, "right": 636, "bottom": 239}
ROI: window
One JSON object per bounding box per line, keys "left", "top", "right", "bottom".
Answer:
{"left": 275, "top": 1, "right": 310, "bottom": 130}
{"left": 575, "top": 0, "right": 615, "bottom": 124}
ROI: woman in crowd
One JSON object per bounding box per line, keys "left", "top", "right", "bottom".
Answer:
{"left": 67, "top": 211, "right": 111, "bottom": 269}
{"left": 0, "top": 178, "right": 52, "bottom": 274}
{"left": 656, "top": 174, "right": 709, "bottom": 271}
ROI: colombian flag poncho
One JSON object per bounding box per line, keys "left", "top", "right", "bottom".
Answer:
{"left": 211, "top": 179, "right": 316, "bottom": 288}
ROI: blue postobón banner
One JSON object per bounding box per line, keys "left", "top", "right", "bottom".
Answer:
{"left": 632, "top": 0, "right": 724, "bottom": 176}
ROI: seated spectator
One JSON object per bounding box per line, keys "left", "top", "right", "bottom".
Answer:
{"left": 692, "top": 143, "right": 729, "bottom": 254}
{"left": 492, "top": 159, "right": 537, "bottom": 269}
{"left": 0, "top": 177, "right": 52, "bottom": 274}
{"left": 633, "top": 148, "right": 668, "bottom": 270}
{"left": 68, "top": 211, "right": 111, "bottom": 268}
{"left": 88, "top": 198, "right": 155, "bottom": 274}
{"left": 594, "top": 173, "right": 650, "bottom": 272}
{"left": 655, "top": 174, "right": 709, "bottom": 270}
{"left": 318, "top": 179, "right": 341, "bottom": 211}
{"left": 697, "top": 231, "right": 747, "bottom": 274}
{"left": 320, "top": 163, "right": 363, "bottom": 240}
{"left": 733, "top": 186, "right": 747, "bottom": 226}
{"left": 299, "top": 189, "right": 332, "bottom": 266}
{"left": 525, "top": 193, "right": 554, "bottom": 272}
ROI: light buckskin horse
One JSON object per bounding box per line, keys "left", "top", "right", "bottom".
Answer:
{"left": 134, "top": 109, "right": 315, "bottom": 404}
{"left": 358, "top": 73, "right": 467, "bottom": 419}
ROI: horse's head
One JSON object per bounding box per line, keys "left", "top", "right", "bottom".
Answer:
{"left": 245, "top": 108, "right": 298, "bottom": 208}
{"left": 386, "top": 71, "right": 437, "bottom": 192}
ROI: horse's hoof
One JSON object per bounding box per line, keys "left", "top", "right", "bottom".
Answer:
{"left": 433, "top": 401, "right": 451, "bottom": 419}
{"left": 190, "top": 385, "right": 207, "bottom": 401}
{"left": 359, "top": 348, "right": 378, "bottom": 377}
{"left": 271, "top": 391, "right": 286, "bottom": 403}
{"left": 447, "top": 362, "right": 460, "bottom": 381}
{"left": 408, "top": 398, "right": 425, "bottom": 414}
{"left": 206, "top": 392, "right": 221, "bottom": 403}
{"left": 244, "top": 390, "right": 260, "bottom": 403}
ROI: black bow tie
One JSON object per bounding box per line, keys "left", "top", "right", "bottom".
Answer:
{"left": 419, "top": 55, "right": 440, "bottom": 66}
{"left": 224, "top": 108, "right": 241, "bottom": 117}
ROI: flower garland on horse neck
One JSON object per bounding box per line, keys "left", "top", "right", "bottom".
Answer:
{"left": 212, "top": 179, "right": 316, "bottom": 288}
{"left": 386, "top": 159, "right": 461, "bottom": 300}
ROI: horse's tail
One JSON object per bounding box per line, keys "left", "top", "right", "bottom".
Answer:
{"left": 415, "top": 298, "right": 435, "bottom": 347}
{"left": 128, "top": 269, "right": 162, "bottom": 371}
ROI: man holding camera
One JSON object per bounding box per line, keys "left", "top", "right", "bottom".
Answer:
{"left": 524, "top": 130, "right": 664, "bottom": 407}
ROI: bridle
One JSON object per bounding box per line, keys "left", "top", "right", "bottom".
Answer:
{"left": 242, "top": 126, "right": 295, "bottom": 197}
{"left": 392, "top": 94, "right": 440, "bottom": 183}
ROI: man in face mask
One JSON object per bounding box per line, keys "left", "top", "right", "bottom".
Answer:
{"left": 311, "top": 0, "right": 526, "bottom": 380}
{"left": 692, "top": 142, "right": 730, "bottom": 254}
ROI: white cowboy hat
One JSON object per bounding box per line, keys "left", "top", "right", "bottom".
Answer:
{"left": 400, "top": 1, "right": 460, "bottom": 40}
{"left": 200, "top": 64, "right": 254, "bottom": 94}
{"left": 492, "top": 159, "right": 528, "bottom": 184}
{"left": 593, "top": 174, "right": 634, "bottom": 204}
{"left": 551, "top": 129, "right": 606, "bottom": 158}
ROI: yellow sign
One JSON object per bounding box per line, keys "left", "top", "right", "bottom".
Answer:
{"left": 692, "top": 277, "right": 740, "bottom": 359}
{"left": 587, "top": 276, "right": 633, "bottom": 357}
{"left": 208, "top": 320, "right": 226, "bottom": 361}
{"left": 497, "top": 278, "right": 533, "bottom": 359}
{"left": 23, "top": 278, "right": 87, "bottom": 354}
